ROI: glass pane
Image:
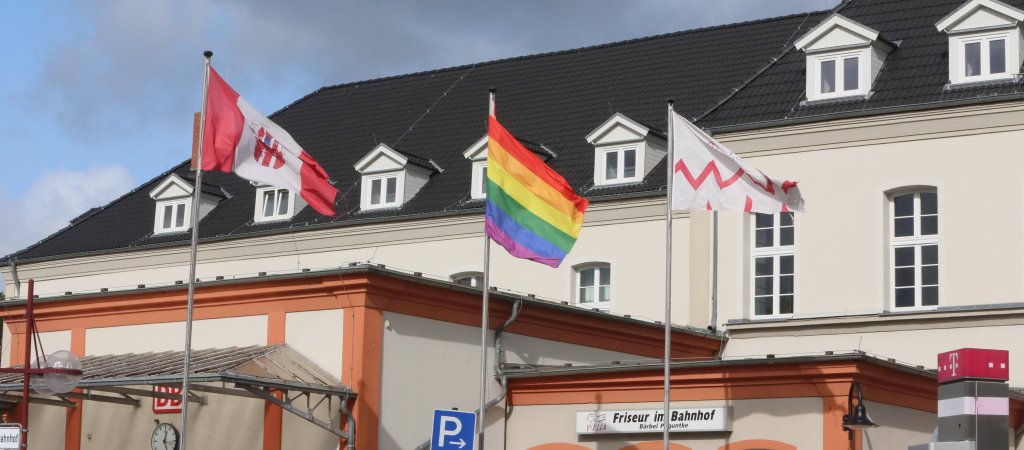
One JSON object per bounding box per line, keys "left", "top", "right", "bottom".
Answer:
{"left": 623, "top": 150, "right": 636, "bottom": 178}
{"left": 580, "top": 287, "right": 594, "bottom": 303}
{"left": 161, "top": 205, "right": 172, "bottom": 229}
{"left": 894, "top": 247, "right": 915, "bottom": 267}
{"left": 894, "top": 194, "right": 914, "bottom": 217}
{"left": 755, "top": 257, "right": 774, "bottom": 276}
{"left": 895, "top": 288, "right": 915, "bottom": 308}
{"left": 480, "top": 167, "right": 488, "bottom": 195}
{"left": 780, "top": 212, "right": 794, "bottom": 226}
{"left": 922, "top": 286, "right": 939, "bottom": 306}
{"left": 263, "top": 191, "right": 276, "bottom": 217}
{"left": 175, "top": 204, "right": 186, "bottom": 228}
{"left": 922, "top": 266, "right": 938, "bottom": 286}
{"left": 580, "top": 268, "right": 594, "bottom": 288}
{"left": 755, "top": 213, "right": 774, "bottom": 228}
{"left": 922, "top": 245, "right": 938, "bottom": 265}
{"left": 755, "top": 229, "right": 773, "bottom": 248}
{"left": 780, "top": 255, "right": 794, "bottom": 274}
{"left": 598, "top": 286, "right": 610, "bottom": 303}
{"left": 843, "top": 57, "right": 859, "bottom": 91}
{"left": 471, "top": 276, "right": 483, "bottom": 288}
{"left": 894, "top": 267, "right": 915, "bottom": 287}
{"left": 605, "top": 151, "right": 618, "bottom": 180}
{"left": 755, "top": 277, "right": 773, "bottom": 296}
{"left": 990, "top": 39, "right": 1006, "bottom": 74}
{"left": 965, "top": 41, "right": 981, "bottom": 77}
{"left": 780, "top": 275, "right": 794, "bottom": 295}
{"left": 780, "top": 295, "right": 794, "bottom": 314}
{"left": 598, "top": 267, "right": 610, "bottom": 285}
{"left": 278, "top": 191, "right": 290, "bottom": 215}
{"left": 820, "top": 59, "right": 836, "bottom": 93}
{"left": 386, "top": 177, "right": 397, "bottom": 203}
{"left": 755, "top": 297, "right": 773, "bottom": 316}
{"left": 920, "top": 216, "right": 938, "bottom": 235}
{"left": 920, "top": 192, "right": 937, "bottom": 215}
{"left": 780, "top": 227, "right": 794, "bottom": 246}
{"left": 370, "top": 179, "right": 381, "bottom": 204}
{"left": 894, "top": 217, "right": 914, "bottom": 237}
{"left": 454, "top": 277, "right": 470, "bottom": 286}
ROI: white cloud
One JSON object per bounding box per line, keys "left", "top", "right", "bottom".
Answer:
{"left": 1, "top": 165, "right": 134, "bottom": 257}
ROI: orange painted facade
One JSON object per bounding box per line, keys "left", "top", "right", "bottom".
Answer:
{"left": 0, "top": 269, "right": 722, "bottom": 450}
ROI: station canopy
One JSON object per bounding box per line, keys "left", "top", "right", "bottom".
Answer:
{"left": 0, "top": 344, "right": 354, "bottom": 437}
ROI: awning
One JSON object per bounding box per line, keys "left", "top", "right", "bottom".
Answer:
{"left": 0, "top": 345, "right": 355, "bottom": 438}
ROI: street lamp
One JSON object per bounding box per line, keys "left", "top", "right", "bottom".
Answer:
{"left": 0, "top": 279, "right": 84, "bottom": 449}
{"left": 842, "top": 381, "right": 879, "bottom": 440}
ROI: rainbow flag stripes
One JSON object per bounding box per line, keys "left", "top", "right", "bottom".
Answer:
{"left": 485, "top": 116, "right": 589, "bottom": 267}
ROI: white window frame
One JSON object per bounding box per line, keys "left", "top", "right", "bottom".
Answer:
{"left": 155, "top": 199, "right": 190, "bottom": 234}
{"left": 363, "top": 173, "right": 401, "bottom": 210}
{"left": 471, "top": 161, "right": 487, "bottom": 200}
{"left": 598, "top": 144, "right": 641, "bottom": 185}
{"left": 813, "top": 52, "right": 865, "bottom": 99}
{"left": 889, "top": 190, "right": 939, "bottom": 310}
{"left": 254, "top": 187, "right": 295, "bottom": 222}
{"left": 750, "top": 213, "right": 795, "bottom": 318}
{"left": 451, "top": 271, "right": 484, "bottom": 288}
{"left": 957, "top": 32, "right": 1013, "bottom": 83}
{"left": 574, "top": 263, "right": 611, "bottom": 310}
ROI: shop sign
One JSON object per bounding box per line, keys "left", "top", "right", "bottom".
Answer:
{"left": 576, "top": 407, "right": 730, "bottom": 434}
{"left": 0, "top": 424, "right": 21, "bottom": 450}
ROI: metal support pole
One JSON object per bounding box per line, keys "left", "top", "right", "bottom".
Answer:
{"left": 711, "top": 211, "right": 719, "bottom": 330}
{"left": 180, "top": 50, "right": 213, "bottom": 450}
{"left": 478, "top": 87, "right": 496, "bottom": 450}
{"left": 20, "top": 279, "right": 34, "bottom": 449}
{"left": 663, "top": 100, "right": 675, "bottom": 449}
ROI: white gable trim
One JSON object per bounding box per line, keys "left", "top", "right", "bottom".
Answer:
{"left": 585, "top": 113, "right": 650, "bottom": 145}
{"left": 354, "top": 143, "right": 409, "bottom": 174}
{"left": 795, "top": 14, "right": 882, "bottom": 52}
{"left": 462, "top": 135, "right": 488, "bottom": 161}
{"left": 148, "top": 174, "right": 194, "bottom": 200}
{"left": 937, "top": 0, "right": 1024, "bottom": 33}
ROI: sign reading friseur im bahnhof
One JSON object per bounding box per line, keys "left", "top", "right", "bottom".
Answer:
{"left": 576, "top": 407, "right": 731, "bottom": 434}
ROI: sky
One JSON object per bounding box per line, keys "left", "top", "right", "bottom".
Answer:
{"left": 0, "top": 0, "right": 839, "bottom": 257}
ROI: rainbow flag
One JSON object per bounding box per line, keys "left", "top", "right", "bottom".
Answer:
{"left": 485, "top": 116, "right": 589, "bottom": 267}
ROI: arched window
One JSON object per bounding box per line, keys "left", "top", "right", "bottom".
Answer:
{"left": 451, "top": 271, "right": 484, "bottom": 288}
{"left": 573, "top": 262, "right": 611, "bottom": 310}
{"left": 750, "top": 212, "right": 795, "bottom": 317}
{"left": 889, "top": 189, "right": 939, "bottom": 309}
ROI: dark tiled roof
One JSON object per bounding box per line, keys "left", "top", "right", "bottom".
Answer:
{"left": 5, "top": 10, "right": 827, "bottom": 263}
{"left": 16, "top": 0, "right": 1024, "bottom": 263}
{"left": 699, "top": 0, "right": 1024, "bottom": 128}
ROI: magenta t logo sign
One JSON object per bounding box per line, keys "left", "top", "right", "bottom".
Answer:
{"left": 949, "top": 352, "right": 959, "bottom": 377}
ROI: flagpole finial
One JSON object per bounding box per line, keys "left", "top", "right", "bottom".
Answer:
{"left": 489, "top": 87, "right": 497, "bottom": 94}
{"left": 203, "top": 50, "right": 213, "bottom": 59}
{"left": 667, "top": 98, "right": 675, "bottom": 105}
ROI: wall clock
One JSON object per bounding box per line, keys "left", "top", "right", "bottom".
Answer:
{"left": 151, "top": 422, "right": 179, "bottom": 450}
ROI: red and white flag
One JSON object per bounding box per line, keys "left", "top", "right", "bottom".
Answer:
{"left": 671, "top": 111, "right": 804, "bottom": 213}
{"left": 201, "top": 67, "right": 338, "bottom": 216}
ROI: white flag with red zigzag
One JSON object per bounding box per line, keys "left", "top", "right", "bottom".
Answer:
{"left": 670, "top": 111, "right": 804, "bottom": 213}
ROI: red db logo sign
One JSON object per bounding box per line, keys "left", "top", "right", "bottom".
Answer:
{"left": 153, "top": 386, "right": 183, "bottom": 414}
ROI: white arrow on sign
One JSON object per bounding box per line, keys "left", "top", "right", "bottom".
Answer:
{"left": 449, "top": 438, "right": 466, "bottom": 449}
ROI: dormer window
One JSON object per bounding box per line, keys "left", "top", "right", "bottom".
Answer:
{"left": 354, "top": 143, "right": 440, "bottom": 211}
{"left": 585, "top": 113, "right": 666, "bottom": 187}
{"left": 937, "top": 0, "right": 1024, "bottom": 85}
{"left": 794, "top": 14, "right": 893, "bottom": 102}
{"left": 463, "top": 134, "right": 553, "bottom": 200}
{"left": 254, "top": 186, "right": 303, "bottom": 222}
{"left": 148, "top": 173, "right": 225, "bottom": 235}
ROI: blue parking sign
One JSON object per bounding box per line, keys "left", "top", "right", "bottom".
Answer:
{"left": 431, "top": 409, "right": 476, "bottom": 450}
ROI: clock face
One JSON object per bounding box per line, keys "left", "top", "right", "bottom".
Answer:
{"left": 151, "top": 423, "right": 179, "bottom": 450}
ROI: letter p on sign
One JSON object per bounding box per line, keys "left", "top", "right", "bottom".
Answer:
{"left": 431, "top": 409, "right": 476, "bottom": 450}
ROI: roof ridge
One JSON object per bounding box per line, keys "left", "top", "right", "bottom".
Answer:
{"left": 271, "top": 8, "right": 835, "bottom": 117}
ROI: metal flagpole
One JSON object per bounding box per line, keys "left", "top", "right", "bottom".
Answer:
{"left": 663, "top": 99, "right": 675, "bottom": 449}
{"left": 179, "top": 50, "right": 213, "bottom": 450}
{"left": 478, "top": 87, "right": 496, "bottom": 449}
